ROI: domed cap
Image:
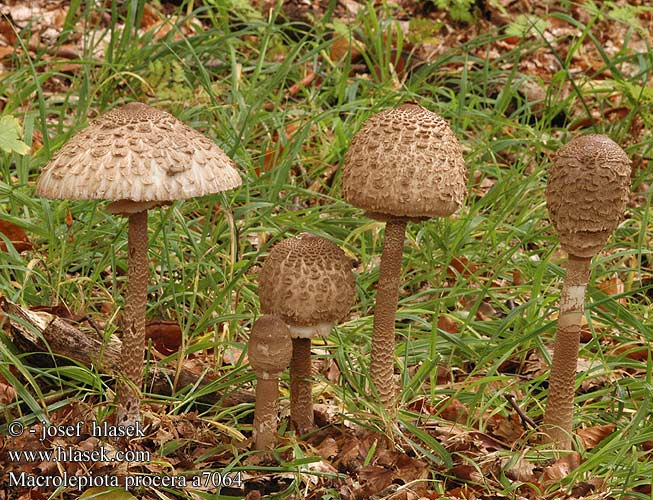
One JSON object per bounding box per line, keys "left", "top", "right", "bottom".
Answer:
{"left": 248, "top": 315, "right": 292, "bottom": 379}
{"left": 342, "top": 103, "right": 467, "bottom": 220}
{"left": 546, "top": 134, "right": 631, "bottom": 258}
{"left": 36, "top": 102, "right": 242, "bottom": 202}
{"left": 258, "top": 233, "right": 356, "bottom": 338}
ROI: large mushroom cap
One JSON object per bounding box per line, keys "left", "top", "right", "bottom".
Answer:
{"left": 342, "top": 103, "right": 467, "bottom": 220}
{"left": 258, "top": 233, "right": 356, "bottom": 337}
{"left": 36, "top": 102, "right": 242, "bottom": 202}
{"left": 546, "top": 134, "right": 631, "bottom": 258}
{"left": 249, "top": 315, "right": 292, "bottom": 379}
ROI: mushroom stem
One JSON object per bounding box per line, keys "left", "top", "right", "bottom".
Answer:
{"left": 116, "top": 210, "right": 148, "bottom": 426}
{"left": 370, "top": 218, "right": 407, "bottom": 409}
{"left": 253, "top": 377, "right": 281, "bottom": 450}
{"left": 290, "top": 337, "right": 314, "bottom": 434}
{"left": 543, "top": 255, "right": 591, "bottom": 450}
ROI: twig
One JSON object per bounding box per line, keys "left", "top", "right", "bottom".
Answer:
{"left": 505, "top": 393, "right": 537, "bottom": 429}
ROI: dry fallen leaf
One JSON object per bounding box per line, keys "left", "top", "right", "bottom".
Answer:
{"left": 329, "top": 34, "right": 364, "bottom": 61}
{"left": 512, "top": 269, "right": 524, "bottom": 286}
{"left": 0, "top": 379, "right": 16, "bottom": 405}
{"left": 325, "top": 358, "right": 341, "bottom": 383}
{"left": 437, "top": 315, "right": 459, "bottom": 334}
{"left": 504, "top": 456, "right": 536, "bottom": 482}
{"left": 0, "top": 18, "right": 17, "bottom": 45}
{"left": 471, "top": 170, "right": 497, "bottom": 198}
{"left": 486, "top": 412, "right": 525, "bottom": 444}
{"left": 0, "top": 219, "right": 32, "bottom": 252}
{"left": 596, "top": 276, "right": 626, "bottom": 308}
{"left": 450, "top": 463, "right": 482, "bottom": 482}
{"left": 578, "top": 423, "right": 616, "bottom": 450}
{"left": 65, "top": 207, "right": 73, "bottom": 228}
{"left": 541, "top": 452, "right": 581, "bottom": 484}
{"left": 436, "top": 397, "right": 468, "bottom": 423}
{"left": 357, "top": 465, "right": 394, "bottom": 495}
{"left": 447, "top": 256, "right": 478, "bottom": 279}
{"left": 0, "top": 46, "right": 14, "bottom": 60}
{"left": 222, "top": 346, "right": 245, "bottom": 365}
{"left": 140, "top": 3, "right": 160, "bottom": 30}
{"left": 145, "top": 319, "right": 182, "bottom": 355}
{"left": 612, "top": 342, "right": 651, "bottom": 362}
{"left": 316, "top": 436, "right": 339, "bottom": 460}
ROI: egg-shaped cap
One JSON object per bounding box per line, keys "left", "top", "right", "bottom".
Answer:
{"left": 249, "top": 315, "right": 292, "bottom": 379}
{"left": 342, "top": 103, "right": 467, "bottom": 220}
{"left": 546, "top": 134, "right": 631, "bottom": 258}
{"left": 36, "top": 102, "right": 242, "bottom": 202}
{"left": 258, "top": 233, "right": 356, "bottom": 337}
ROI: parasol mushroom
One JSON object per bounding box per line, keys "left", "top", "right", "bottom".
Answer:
{"left": 543, "top": 134, "right": 631, "bottom": 449}
{"left": 342, "top": 103, "right": 467, "bottom": 409}
{"left": 248, "top": 315, "right": 293, "bottom": 450}
{"left": 35, "top": 102, "right": 242, "bottom": 426}
{"left": 258, "top": 233, "right": 356, "bottom": 434}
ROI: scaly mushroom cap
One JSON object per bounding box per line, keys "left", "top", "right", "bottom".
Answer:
{"left": 342, "top": 103, "right": 467, "bottom": 220}
{"left": 258, "top": 233, "right": 356, "bottom": 338}
{"left": 36, "top": 102, "right": 242, "bottom": 202}
{"left": 546, "top": 134, "right": 631, "bottom": 258}
{"left": 249, "top": 315, "right": 292, "bottom": 379}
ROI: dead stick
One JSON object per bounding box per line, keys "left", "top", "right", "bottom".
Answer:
{"left": 504, "top": 393, "right": 537, "bottom": 429}
{"left": 0, "top": 298, "right": 254, "bottom": 407}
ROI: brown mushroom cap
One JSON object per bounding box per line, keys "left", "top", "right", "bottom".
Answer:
{"left": 258, "top": 233, "right": 356, "bottom": 338}
{"left": 35, "top": 102, "right": 242, "bottom": 202}
{"left": 342, "top": 103, "right": 467, "bottom": 219}
{"left": 546, "top": 134, "right": 631, "bottom": 258}
{"left": 249, "top": 315, "right": 293, "bottom": 379}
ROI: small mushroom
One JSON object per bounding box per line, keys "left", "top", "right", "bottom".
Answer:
{"left": 258, "top": 233, "right": 356, "bottom": 434}
{"left": 342, "top": 103, "right": 467, "bottom": 409}
{"left": 248, "top": 315, "right": 293, "bottom": 450}
{"left": 543, "top": 134, "right": 631, "bottom": 449}
{"left": 36, "top": 102, "right": 242, "bottom": 426}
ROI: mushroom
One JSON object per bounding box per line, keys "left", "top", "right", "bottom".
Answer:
{"left": 342, "top": 103, "right": 467, "bottom": 409}
{"left": 258, "top": 233, "right": 356, "bottom": 434}
{"left": 35, "top": 102, "right": 242, "bottom": 426}
{"left": 248, "top": 315, "right": 293, "bottom": 450}
{"left": 543, "top": 134, "right": 631, "bottom": 449}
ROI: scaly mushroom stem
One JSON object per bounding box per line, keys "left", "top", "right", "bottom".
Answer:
{"left": 543, "top": 255, "right": 591, "bottom": 450}
{"left": 253, "top": 377, "right": 281, "bottom": 450}
{"left": 116, "top": 210, "right": 148, "bottom": 426}
{"left": 370, "top": 218, "right": 407, "bottom": 410}
{"left": 290, "top": 337, "right": 314, "bottom": 434}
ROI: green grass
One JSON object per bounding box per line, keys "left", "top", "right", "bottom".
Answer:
{"left": 1, "top": 1, "right": 652, "bottom": 498}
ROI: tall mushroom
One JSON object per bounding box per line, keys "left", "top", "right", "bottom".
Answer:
{"left": 342, "top": 103, "right": 467, "bottom": 409}
{"left": 258, "top": 233, "right": 356, "bottom": 434}
{"left": 248, "top": 315, "right": 293, "bottom": 450}
{"left": 35, "top": 102, "right": 242, "bottom": 426}
{"left": 543, "top": 134, "right": 631, "bottom": 449}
